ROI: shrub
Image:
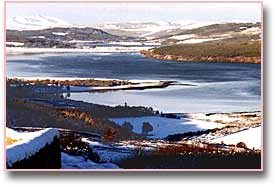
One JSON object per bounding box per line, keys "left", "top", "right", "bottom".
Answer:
{"left": 236, "top": 142, "right": 247, "bottom": 149}
{"left": 102, "top": 127, "right": 117, "bottom": 142}
{"left": 142, "top": 122, "right": 153, "bottom": 135}
{"left": 122, "top": 121, "right": 133, "bottom": 131}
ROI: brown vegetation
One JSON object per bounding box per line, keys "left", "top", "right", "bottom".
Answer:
{"left": 102, "top": 127, "right": 117, "bottom": 142}
{"left": 8, "top": 78, "right": 131, "bottom": 87}
{"left": 141, "top": 40, "right": 261, "bottom": 64}
{"left": 142, "top": 122, "right": 153, "bottom": 135}
{"left": 6, "top": 137, "right": 21, "bottom": 146}
{"left": 117, "top": 142, "right": 261, "bottom": 169}
{"left": 7, "top": 97, "right": 144, "bottom": 141}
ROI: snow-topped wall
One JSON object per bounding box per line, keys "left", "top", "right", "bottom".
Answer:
{"left": 6, "top": 128, "right": 61, "bottom": 169}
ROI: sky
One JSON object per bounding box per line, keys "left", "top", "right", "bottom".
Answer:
{"left": 6, "top": 2, "right": 262, "bottom": 24}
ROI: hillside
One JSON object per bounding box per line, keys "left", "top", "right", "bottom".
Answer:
{"left": 6, "top": 27, "right": 122, "bottom": 48}
{"left": 176, "top": 22, "right": 261, "bottom": 37}
{"left": 6, "top": 17, "right": 262, "bottom": 56}
{"left": 141, "top": 40, "right": 261, "bottom": 64}
{"left": 154, "top": 22, "right": 261, "bottom": 45}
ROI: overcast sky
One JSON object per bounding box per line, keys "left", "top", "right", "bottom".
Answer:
{"left": 6, "top": 2, "right": 262, "bottom": 24}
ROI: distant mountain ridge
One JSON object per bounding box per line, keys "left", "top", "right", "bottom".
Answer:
{"left": 7, "top": 15, "right": 71, "bottom": 31}
{"left": 6, "top": 15, "right": 261, "bottom": 49}
{"left": 6, "top": 27, "right": 122, "bottom": 48}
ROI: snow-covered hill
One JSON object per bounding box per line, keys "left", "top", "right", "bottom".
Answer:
{"left": 7, "top": 15, "right": 71, "bottom": 30}
{"left": 93, "top": 21, "right": 215, "bottom": 38}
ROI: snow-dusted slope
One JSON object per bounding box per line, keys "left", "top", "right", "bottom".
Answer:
{"left": 94, "top": 21, "right": 215, "bottom": 38}
{"left": 211, "top": 126, "right": 261, "bottom": 149}
{"left": 110, "top": 116, "right": 225, "bottom": 139}
{"left": 7, "top": 15, "right": 71, "bottom": 30}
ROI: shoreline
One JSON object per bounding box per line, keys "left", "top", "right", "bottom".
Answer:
{"left": 6, "top": 78, "right": 262, "bottom": 169}
{"left": 141, "top": 50, "right": 261, "bottom": 64}
{"left": 7, "top": 77, "right": 180, "bottom": 93}
{"left": 6, "top": 46, "right": 154, "bottom": 54}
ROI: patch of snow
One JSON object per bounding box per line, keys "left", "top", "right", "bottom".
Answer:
{"left": 108, "top": 41, "right": 143, "bottom": 45}
{"left": 143, "top": 42, "right": 162, "bottom": 46}
{"left": 240, "top": 26, "right": 247, "bottom": 29}
{"left": 67, "top": 40, "right": 99, "bottom": 43}
{"left": 139, "top": 25, "right": 179, "bottom": 37}
{"left": 176, "top": 21, "right": 216, "bottom": 30}
{"left": 62, "top": 81, "right": 167, "bottom": 92}
{"left": 6, "top": 128, "right": 59, "bottom": 167}
{"left": 8, "top": 76, "right": 124, "bottom": 82}
{"left": 61, "top": 152, "right": 120, "bottom": 169}
{"left": 96, "top": 22, "right": 180, "bottom": 37}
{"left": 110, "top": 116, "right": 225, "bottom": 139}
{"left": 52, "top": 32, "right": 68, "bottom": 36}
{"left": 177, "top": 38, "right": 222, "bottom": 44}
{"left": 128, "top": 79, "right": 162, "bottom": 83}
{"left": 6, "top": 46, "right": 153, "bottom": 54}
{"left": 29, "top": 36, "right": 46, "bottom": 39}
{"left": 240, "top": 27, "right": 261, "bottom": 35}
{"left": 169, "top": 34, "right": 196, "bottom": 40}
{"left": 210, "top": 126, "right": 262, "bottom": 149}
{"left": 6, "top": 42, "right": 24, "bottom": 46}
{"left": 106, "top": 41, "right": 161, "bottom": 46}
{"left": 82, "top": 139, "right": 134, "bottom": 162}
{"left": 189, "top": 113, "right": 240, "bottom": 123}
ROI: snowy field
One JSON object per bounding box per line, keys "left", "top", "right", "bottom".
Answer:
{"left": 81, "top": 138, "right": 155, "bottom": 162}
{"left": 110, "top": 116, "right": 225, "bottom": 139}
{"left": 61, "top": 152, "right": 120, "bottom": 169}
{"left": 82, "top": 139, "right": 135, "bottom": 162}
{"left": 211, "top": 126, "right": 262, "bottom": 149}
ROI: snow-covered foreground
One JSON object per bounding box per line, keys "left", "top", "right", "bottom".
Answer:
{"left": 6, "top": 128, "right": 59, "bottom": 167}
{"left": 110, "top": 116, "right": 225, "bottom": 139}
{"left": 82, "top": 139, "right": 135, "bottom": 162}
{"left": 211, "top": 126, "right": 262, "bottom": 149}
{"left": 61, "top": 152, "right": 120, "bottom": 169}
{"left": 82, "top": 138, "right": 155, "bottom": 163}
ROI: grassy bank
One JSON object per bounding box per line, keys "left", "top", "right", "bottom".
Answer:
{"left": 142, "top": 40, "right": 261, "bottom": 64}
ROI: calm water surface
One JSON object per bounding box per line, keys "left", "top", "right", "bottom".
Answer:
{"left": 7, "top": 53, "right": 261, "bottom": 113}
